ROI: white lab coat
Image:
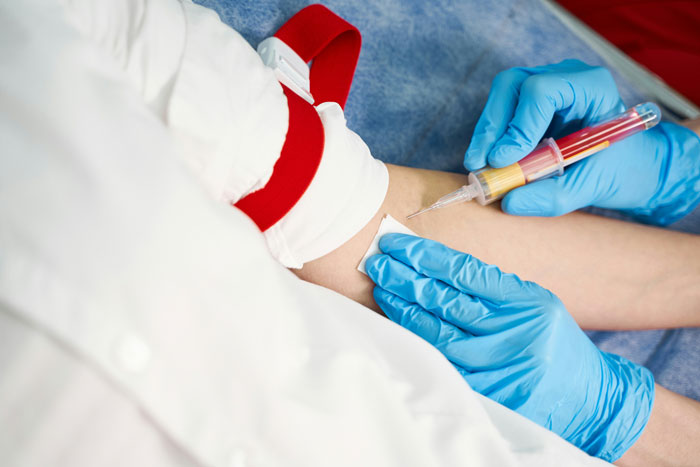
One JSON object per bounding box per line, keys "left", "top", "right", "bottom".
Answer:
{"left": 0, "top": 0, "right": 609, "bottom": 465}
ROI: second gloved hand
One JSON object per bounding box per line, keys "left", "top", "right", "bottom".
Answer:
{"left": 366, "top": 233, "right": 655, "bottom": 462}
{"left": 464, "top": 60, "right": 700, "bottom": 225}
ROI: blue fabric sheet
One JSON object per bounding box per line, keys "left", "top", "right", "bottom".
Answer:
{"left": 197, "top": 0, "right": 700, "bottom": 401}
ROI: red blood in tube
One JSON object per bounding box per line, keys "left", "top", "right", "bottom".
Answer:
{"left": 518, "top": 144, "right": 560, "bottom": 182}
{"left": 514, "top": 108, "right": 646, "bottom": 183}
{"left": 557, "top": 108, "right": 644, "bottom": 163}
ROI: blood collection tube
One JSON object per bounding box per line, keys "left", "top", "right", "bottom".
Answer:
{"left": 468, "top": 102, "right": 661, "bottom": 205}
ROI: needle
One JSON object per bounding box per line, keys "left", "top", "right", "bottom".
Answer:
{"left": 406, "top": 205, "right": 437, "bottom": 219}
{"left": 406, "top": 184, "right": 478, "bottom": 219}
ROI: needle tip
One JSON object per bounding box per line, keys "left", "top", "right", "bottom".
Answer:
{"left": 406, "top": 207, "right": 431, "bottom": 219}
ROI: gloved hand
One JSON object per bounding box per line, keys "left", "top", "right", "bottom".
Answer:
{"left": 366, "top": 233, "right": 655, "bottom": 462}
{"left": 464, "top": 59, "right": 700, "bottom": 225}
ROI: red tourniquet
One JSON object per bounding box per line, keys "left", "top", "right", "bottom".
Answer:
{"left": 275, "top": 4, "right": 361, "bottom": 109}
{"left": 557, "top": 0, "right": 700, "bottom": 106}
{"left": 234, "top": 5, "right": 361, "bottom": 232}
{"left": 233, "top": 85, "right": 325, "bottom": 232}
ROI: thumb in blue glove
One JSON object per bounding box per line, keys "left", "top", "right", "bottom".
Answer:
{"left": 366, "top": 233, "right": 655, "bottom": 463}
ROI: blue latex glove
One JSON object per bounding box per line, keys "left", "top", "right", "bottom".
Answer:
{"left": 366, "top": 233, "right": 655, "bottom": 462}
{"left": 464, "top": 59, "right": 700, "bottom": 225}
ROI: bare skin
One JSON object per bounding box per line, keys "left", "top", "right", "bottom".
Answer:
{"left": 618, "top": 385, "right": 700, "bottom": 466}
{"left": 295, "top": 164, "right": 700, "bottom": 330}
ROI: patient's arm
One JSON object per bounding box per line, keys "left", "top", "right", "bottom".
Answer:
{"left": 617, "top": 385, "right": 700, "bottom": 466}
{"left": 295, "top": 164, "right": 700, "bottom": 330}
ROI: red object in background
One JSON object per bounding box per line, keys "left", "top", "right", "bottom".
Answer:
{"left": 557, "top": 0, "right": 700, "bottom": 106}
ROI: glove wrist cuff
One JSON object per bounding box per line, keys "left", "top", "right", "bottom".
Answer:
{"left": 586, "top": 353, "right": 655, "bottom": 462}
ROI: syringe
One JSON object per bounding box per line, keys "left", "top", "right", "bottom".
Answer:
{"left": 407, "top": 102, "right": 662, "bottom": 219}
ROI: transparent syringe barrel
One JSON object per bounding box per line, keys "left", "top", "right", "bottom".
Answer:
{"left": 469, "top": 138, "right": 563, "bottom": 204}
{"left": 469, "top": 102, "right": 661, "bottom": 205}
{"left": 557, "top": 102, "right": 661, "bottom": 166}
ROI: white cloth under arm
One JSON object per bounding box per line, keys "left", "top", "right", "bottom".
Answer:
{"left": 0, "top": 1, "right": 609, "bottom": 465}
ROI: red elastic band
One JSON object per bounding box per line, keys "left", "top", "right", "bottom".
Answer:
{"left": 234, "top": 4, "right": 361, "bottom": 232}
{"left": 275, "top": 4, "right": 361, "bottom": 109}
{"left": 234, "top": 85, "right": 325, "bottom": 232}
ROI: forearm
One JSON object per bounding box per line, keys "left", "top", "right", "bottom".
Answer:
{"left": 296, "top": 164, "right": 700, "bottom": 329}
{"left": 617, "top": 385, "right": 700, "bottom": 466}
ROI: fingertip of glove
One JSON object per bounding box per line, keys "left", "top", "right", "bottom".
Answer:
{"left": 372, "top": 285, "right": 390, "bottom": 302}
{"left": 501, "top": 185, "right": 554, "bottom": 216}
{"left": 364, "top": 254, "right": 386, "bottom": 280}
{"left": 488, "top": 145, "right": 525, "bottom": 168}
{"left": 372, "top": 287, "right": 400, "bottom": 321}
{"left": 378, "top": 232, "right": 414, "bottom": 252}
{"left": 464, "top": 146, "right": 485, "bottom": 171}
{"left": 501, "top": 193, "right": 535, "bottom": 216}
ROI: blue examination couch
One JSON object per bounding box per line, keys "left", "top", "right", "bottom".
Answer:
{"left": 198, "top": 0, "right": 700, "bottom": 402}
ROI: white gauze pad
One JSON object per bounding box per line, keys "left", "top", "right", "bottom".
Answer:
{"left": 357, "top": 214, "right": 418, "bottom": 275}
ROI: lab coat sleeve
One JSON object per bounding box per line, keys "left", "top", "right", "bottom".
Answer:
{"left": 62, "top": 0, "right": 288, "bottom": 203}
